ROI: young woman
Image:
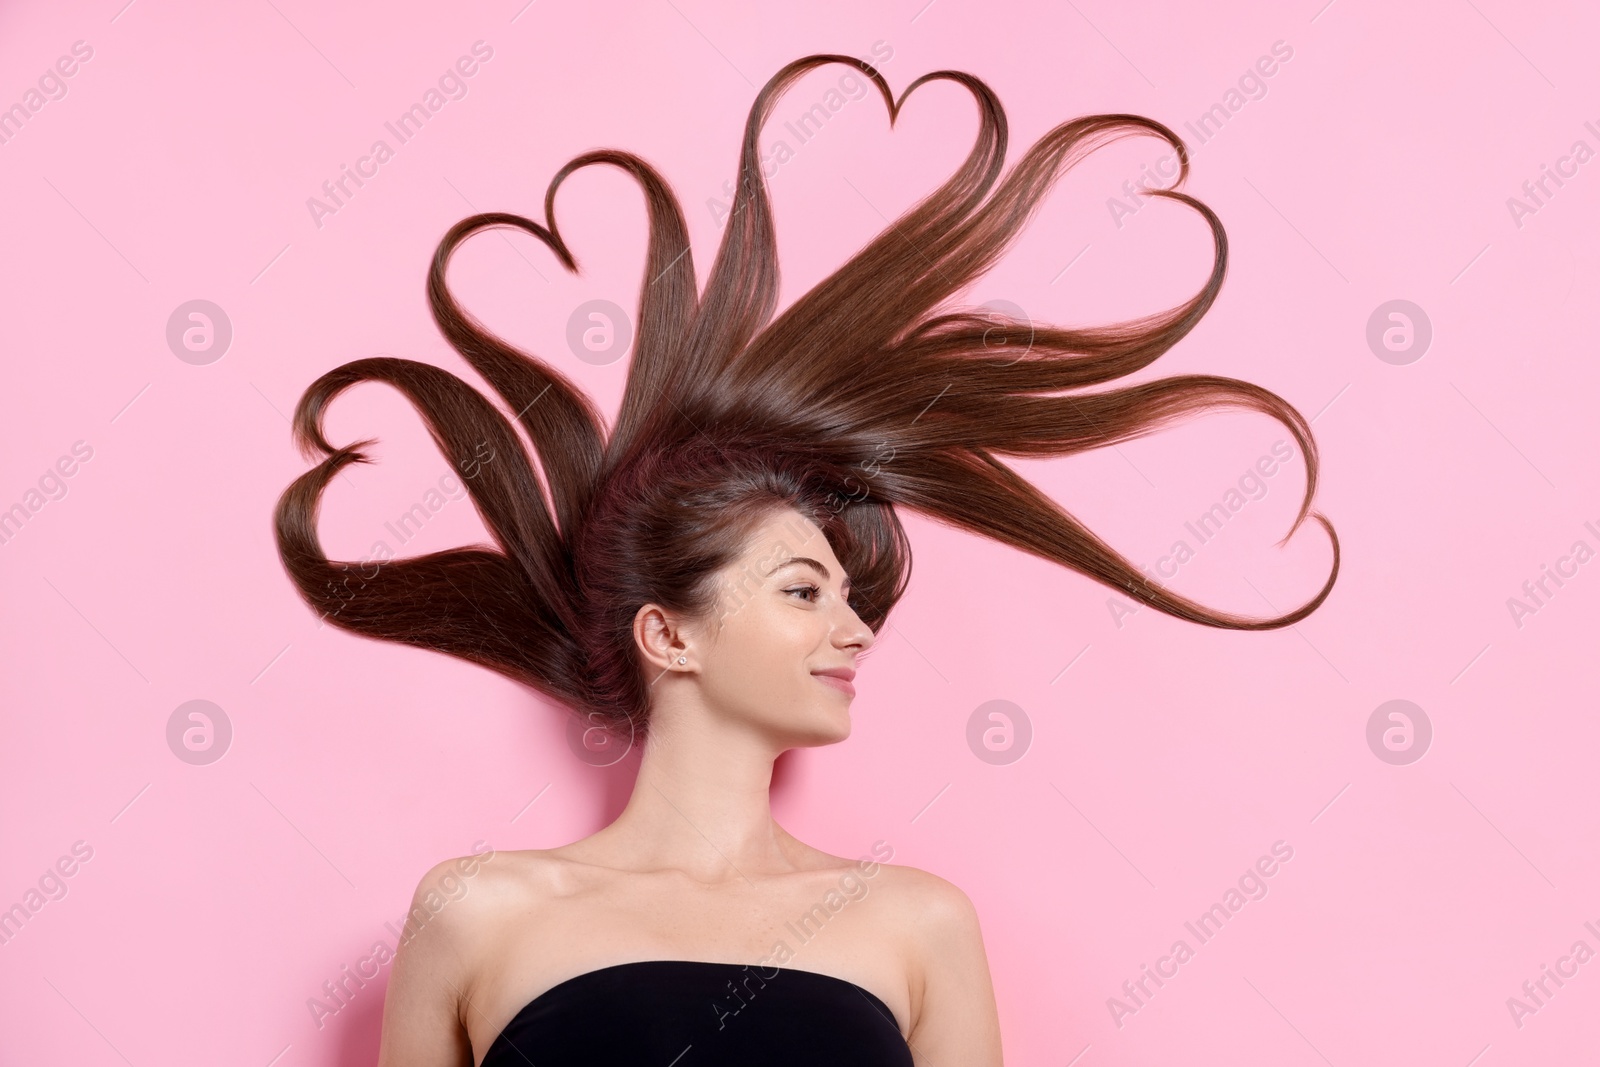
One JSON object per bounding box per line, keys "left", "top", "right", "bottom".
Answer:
{"left": 274, "top": 52, "right": 1339, "bottom": 1067}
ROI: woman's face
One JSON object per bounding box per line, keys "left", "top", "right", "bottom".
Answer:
{"left": 667, "top": 506, "right": 876, "bottom": 746}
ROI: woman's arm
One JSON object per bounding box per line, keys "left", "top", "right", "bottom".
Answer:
{"left": 905, "top": 874, "right": 1004, "bottom": 1066}
{"left": 375, "top": 860, "right": 478, "bottom": 1067}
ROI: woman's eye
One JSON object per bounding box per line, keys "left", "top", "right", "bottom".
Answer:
{"left": 786, "top": 584, "right": 821, "bottom": 602}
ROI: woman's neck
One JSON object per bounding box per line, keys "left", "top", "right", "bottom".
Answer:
{"left": 588, "top": 709, "right": 805, "bottom": 883}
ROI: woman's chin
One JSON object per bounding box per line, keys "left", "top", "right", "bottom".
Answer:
{"left": 777, "top": 705, "right": 853, "bottom": 748}
{"left": 810, "top": 702, "right": 854, "bottom": 744}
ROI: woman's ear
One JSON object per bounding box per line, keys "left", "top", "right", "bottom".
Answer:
{"left": 633, "top": 602, "right": 690, "bottom": 674}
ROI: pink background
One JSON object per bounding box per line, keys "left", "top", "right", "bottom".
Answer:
{"left": 3, "top": 1, "right": 1597, "bottom": 1064}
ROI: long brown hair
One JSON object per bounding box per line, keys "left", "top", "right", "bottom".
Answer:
{"left": 273, "top": 53, "right": 1339, "bottom": 743}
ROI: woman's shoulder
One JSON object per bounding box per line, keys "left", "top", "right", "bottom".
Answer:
{"left": 857, "top": 858, "right": 982, "bottom": 929}
{"left": 829, "top": 855, "right": 988, "bottom": 1036}
{"left": 792, "top": 843, "right": 981, "bottom": 941}
{"left": 400, "top": 845, "right": 565, "bottom": 944}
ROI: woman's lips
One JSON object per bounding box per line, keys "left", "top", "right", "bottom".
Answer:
{"left": 813, "top": 673, "right": 856, "bottom": 697}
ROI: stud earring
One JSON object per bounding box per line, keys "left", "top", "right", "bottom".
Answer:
{"left": 677, "top": 656, "right": 686, "bottom": 664}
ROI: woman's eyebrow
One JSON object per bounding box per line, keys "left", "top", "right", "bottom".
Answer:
{"left": 765, "top": 556, "right": 850, "bottom": 586}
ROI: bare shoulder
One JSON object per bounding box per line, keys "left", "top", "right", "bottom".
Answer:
{"left": 866, "top": 860, "right": 983, "bottom": 933}
{"left": 403, "top": 845, "right": 547, "bottom": 941}
{"left": 375, "top": 845, "right": 556, "bottom": 1067}
{"left": 871, "top": 862, "right": 1003, "bottom": 1067}
{"left": 387, "top": 845, "right": 544, "bottom": 1001}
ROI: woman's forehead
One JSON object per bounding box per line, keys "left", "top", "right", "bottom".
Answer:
{"left": 742, "top": 513, "right": 845, "bottom": 576}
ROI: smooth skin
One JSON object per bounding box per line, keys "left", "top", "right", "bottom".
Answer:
{"left": 375, "top": 506, "right": 1004, "bottom": 1067}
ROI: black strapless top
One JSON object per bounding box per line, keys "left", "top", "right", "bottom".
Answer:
{"left": 479, "top": 959, "right": 913, "bottom": 1066}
